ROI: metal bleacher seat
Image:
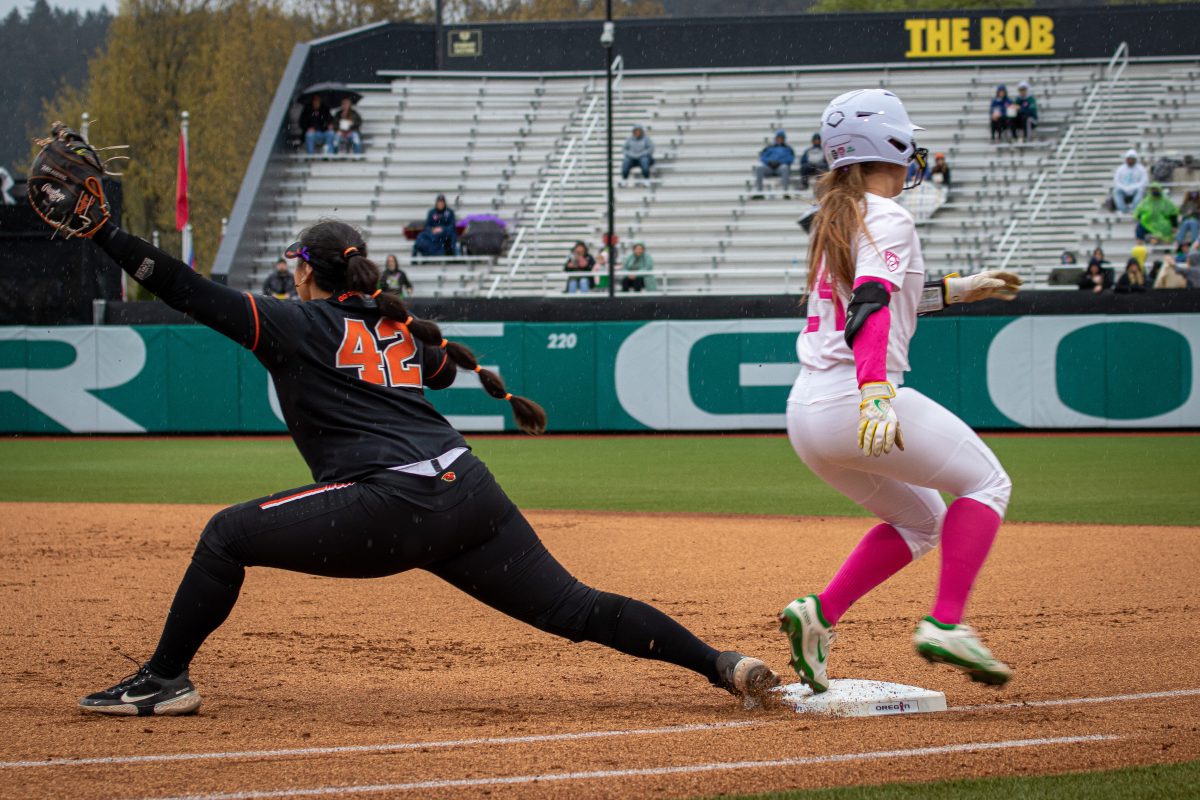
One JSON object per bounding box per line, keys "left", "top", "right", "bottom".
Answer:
{"left": 244, "top": 55, "right": 1200, "bottom": 297}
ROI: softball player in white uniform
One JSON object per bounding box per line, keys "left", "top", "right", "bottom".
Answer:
{"left": 777, "top": 89, "right": 1023, "bottom": 692}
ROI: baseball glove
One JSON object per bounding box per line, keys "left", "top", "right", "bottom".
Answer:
{"left": 28, "top": 123, "right": 115, "bottom": 239}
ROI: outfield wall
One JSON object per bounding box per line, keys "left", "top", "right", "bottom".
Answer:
{"left": 1, "top": 314, "right": 1196, "bottom": 433}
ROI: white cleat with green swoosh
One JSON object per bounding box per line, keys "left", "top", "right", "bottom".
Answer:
{"left": 778, "top": 594, "right": 836, "bottom": 694}
{"left": 913, "top": 616, "right": 1013, "bottom": 686}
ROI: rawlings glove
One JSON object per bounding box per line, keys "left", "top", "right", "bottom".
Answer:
{"left": 28, "top": 123, "right": 118, "bottom": 239}
{"left": 858, "top": 382, "right": 905, "bottom": 457}
{"left": 944, "top": 270, "right": 1023, "bottom": 303}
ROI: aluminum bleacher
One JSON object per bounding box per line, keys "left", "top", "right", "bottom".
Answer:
{"left": 241, "top": 51, "right": 1200, "bottom": 298}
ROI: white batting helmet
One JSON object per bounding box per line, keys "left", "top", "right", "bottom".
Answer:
{"left": 819, "top": 89, "right": 926, "bottom": 171}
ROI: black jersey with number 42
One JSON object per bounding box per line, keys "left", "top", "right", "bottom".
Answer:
{"left": 100, "top": 230, "right": 466, "bottom": 483}
{"left": 251, "top": 291, "right": 465, "bottom": 481}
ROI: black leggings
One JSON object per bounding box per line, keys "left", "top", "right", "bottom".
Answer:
{"left": 146, "top": 461, "right": 720, "bottom": 685}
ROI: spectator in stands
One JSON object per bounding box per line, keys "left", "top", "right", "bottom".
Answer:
{"left": 621, "top": 240, "right": 656, "bottom": 292}
{"left": 1078, "top": 261, "right": 1111, "bottom": 293}
{"left": 1133, "top": 182, "right": 1179, "bottom": 244}
{"left": 1175, "top": 190, "right": 1199, "bottom": 247}
{"left": 1154, "top": 255, "right": 1188, "bottom": 289}
{"left": 1087, "top": 247, "right": 1106, "bottom": 271}
{"left": 0, "top": 165, "right": 14, "bottom": 204}
{"left": 413, "top": 194, "right": 457, "bottom": 257}
{"left": 1112, "top": 149, "right": 1148, "bottom": 213}
{"left": 989, "top": 85, "right": 1012, "bottom": 142}
{"left": 621, "top": 125, "right": 655, "bottom": 183}
{"left": 1114, "top": 258, "right": 1147, "bottom": 294}
{"left": 1013, "top": 81, "right": 1038, "bottom": 141}
{"left": 906, "top": 157, "right": 932, "bottom": 185}
{"left": 380, "top": 254, "right": 413, "bottom": 297}
{"left": 333, "top": 97, "right": 363, "bottom": 155}
{"left": 564, "top": 241, "right": 595, "bottom": 294}
{"left": 929, "top": 152, "right": 951, "bottom": 189}
{"left": 753, "top": 130, "right": 795, "bottom": 199}
{"left": 262, "top": 259, "right": 296, "bottom": 299}
{"left": 300, "top": 95, "right": 335, "bottom": 155}
{"left": 798, "top": 133, "right": 827, "bottom": 191}
{"left": 1060, "top": 251, "right": 1077, "bottom": 265}
{"left": 1179, "top": 248, "right": 1200, "bottom": 288}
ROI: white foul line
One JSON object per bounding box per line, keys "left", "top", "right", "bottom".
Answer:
{"left": 4, "top": 686, "right": 1194, "bottom": 772}
{"left": 948, "top": 687, "right": 1200, "bottom": 713}
{"left": 139, "top": 734, "right": 1119, "bottom": 800}
{"left": 0, "top": 720, "right": 761, "bottom": 770}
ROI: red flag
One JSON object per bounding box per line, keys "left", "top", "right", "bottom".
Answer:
{"left": 175, "top": 129, "right": 189, "bottom": 232}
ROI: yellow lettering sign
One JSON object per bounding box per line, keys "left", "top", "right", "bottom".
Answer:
{"left": 905, "top": 15, "right": 1055, "bottom": 58}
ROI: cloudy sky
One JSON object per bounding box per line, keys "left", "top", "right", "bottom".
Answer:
{"left": 1, "top": 0, "right": 113, "bottom": 14}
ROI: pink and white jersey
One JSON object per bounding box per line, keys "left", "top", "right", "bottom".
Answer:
{"left": 796, "top": 193, "right": 925, "bottom": 379}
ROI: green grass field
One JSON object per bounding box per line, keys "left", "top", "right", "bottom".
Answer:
{"left": 0, "top": 434, "right": 1196, "bottom": 525}
{"left": 702, "top": 759, "right": 1200, "bottom": 800}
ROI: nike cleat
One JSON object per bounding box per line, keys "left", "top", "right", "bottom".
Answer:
{"left": 715, "top": 651, "right": 780, "bottom": 710}
{"left": 913, "top": 616, "right": 1013, "bottom": 686}
{"left": 79, "top": 666, "right": 201, "bottom": 716}
{"left": 778, "top": 594, "right": 836, "bottom": 693}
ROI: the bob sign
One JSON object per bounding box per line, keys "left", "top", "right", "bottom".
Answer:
{"left": 905, "top": 16, "right": 1055, "bottom": 59}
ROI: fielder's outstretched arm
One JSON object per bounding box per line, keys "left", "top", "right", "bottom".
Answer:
{"left": 97, "top": 226, "right": 260, "bottom": 350}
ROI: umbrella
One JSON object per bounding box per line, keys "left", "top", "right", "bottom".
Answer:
{"left": 297, "top": 82, "right": 363, "bottom": 107}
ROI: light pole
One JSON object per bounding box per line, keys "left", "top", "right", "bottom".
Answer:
{"left": 434, "top": 0, "right": 444, "bottom": 70}
{"left": 601, "top": 1, "right": 615, "bottom": 297}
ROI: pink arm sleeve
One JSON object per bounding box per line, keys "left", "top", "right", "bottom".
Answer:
{"left": 851, "top": 276, "right": 893, "bottom": 388}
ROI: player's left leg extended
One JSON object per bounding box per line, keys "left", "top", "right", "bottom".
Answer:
{"left": 425, "top": 484, "right": 778, "bottom": 707}
{"left": 79, "top": 473, "right": 502, "bottom": 716}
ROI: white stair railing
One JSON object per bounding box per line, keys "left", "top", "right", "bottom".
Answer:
{"left": 488, "top": 92, "right": 605, "bottom": 297}
{"left": 991, "top": 42, "right": 1129, "bottom": 277}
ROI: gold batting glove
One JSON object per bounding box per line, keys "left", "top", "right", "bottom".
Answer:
{"left": 858, "top": 382, "right": 905, "bottom": 457}
{"left": 944, "top": 270, "right": 1023, "bottom": 304}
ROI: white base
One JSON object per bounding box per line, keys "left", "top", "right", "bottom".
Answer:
{"left": 776, "top": 679, "right": 947, "bottom": 717}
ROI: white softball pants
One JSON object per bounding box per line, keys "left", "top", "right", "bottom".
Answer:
{"left": 786, "top": 373, "right": 1011, "bottom": 560}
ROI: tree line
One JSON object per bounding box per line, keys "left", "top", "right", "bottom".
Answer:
{"left": 33, "top": 0, "right": 663, "bottom": 274}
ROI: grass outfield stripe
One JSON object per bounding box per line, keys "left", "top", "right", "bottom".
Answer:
{"left": 0, "top": 436, "right": 1197, "bottom": 525}
{"left": 136, "top": 735, "right": 1118, "bottom": 800}
{"left": 703, "top": 759, "right": 1200, "bottom": 800}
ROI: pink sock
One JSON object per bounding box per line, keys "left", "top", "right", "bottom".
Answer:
{"left": 818, "top": 523, "right": 912, "bottom": 626}
{"left": 930, "top": 498, "right": 1002, "bottom": 625}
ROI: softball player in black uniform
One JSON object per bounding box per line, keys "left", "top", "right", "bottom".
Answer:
{"left": 71, "top": 218, "right": 778, "bottom": 716}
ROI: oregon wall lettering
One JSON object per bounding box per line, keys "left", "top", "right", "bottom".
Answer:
{"left": 905, "top": 16, "right": 1054, "bottom": 58}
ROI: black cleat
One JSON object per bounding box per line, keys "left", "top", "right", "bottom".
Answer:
{"left": 79, "top": 666, "right": 201, "bottom": 717}
{"left": 716, "top": 651, "right": 780, "bottom": 710}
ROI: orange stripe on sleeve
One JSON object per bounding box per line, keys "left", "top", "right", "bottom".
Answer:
{"left": 428, "top": 350, "right": 449, "bottom": 381}
{"left": 245, "top": 292, "right": 261, "bottom": 352}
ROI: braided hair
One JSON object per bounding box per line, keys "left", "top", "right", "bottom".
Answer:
{"left": 294, "top": 219, "right": 546, "bottom": 435}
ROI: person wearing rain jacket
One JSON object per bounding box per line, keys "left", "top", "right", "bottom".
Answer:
{"left": 622, "top": 125, "right": 655, "bottom": 181}
{"left": 621, "top": 240, "right": 657, "bottom": 292}
{"left": 754, "top": 130, "right": 795, "bottom": 198}
{"left": 1013, "top": 81, "right": 1038, "bottom": 141}
{"left": 989, "top": 85, "right": 1011, "bottom": 142}
{"left": 413, "top": 195, "right": 458, "bottom": 257}
{"left": 1133, "top": 183, "right": 1179, "bottom": 244}
{"left": 1113, "top": 149, "right": 1149, "bottom": 213}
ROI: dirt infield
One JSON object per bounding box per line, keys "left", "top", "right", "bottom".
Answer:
{"left": 1, "top": 503, "right": 1198, "bottom": 800}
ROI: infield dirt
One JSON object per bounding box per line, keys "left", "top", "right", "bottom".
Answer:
{"left": 1, "top": 503, "right": 1198, "bottom": 799}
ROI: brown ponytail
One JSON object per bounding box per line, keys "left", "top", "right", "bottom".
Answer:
{"left": 376, "top": 291, "right": 547, "bottom": 435}
{"left": 807, "top": 163, "right": 888, "bottom": 295}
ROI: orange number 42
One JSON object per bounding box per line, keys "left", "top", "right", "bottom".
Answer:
{"left": 336, "top": 318, "right": 422, "bottom": 387}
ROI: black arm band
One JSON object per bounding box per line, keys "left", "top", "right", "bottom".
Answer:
{"left": 843, "top": 280, "right": 891, "bottom": 347}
